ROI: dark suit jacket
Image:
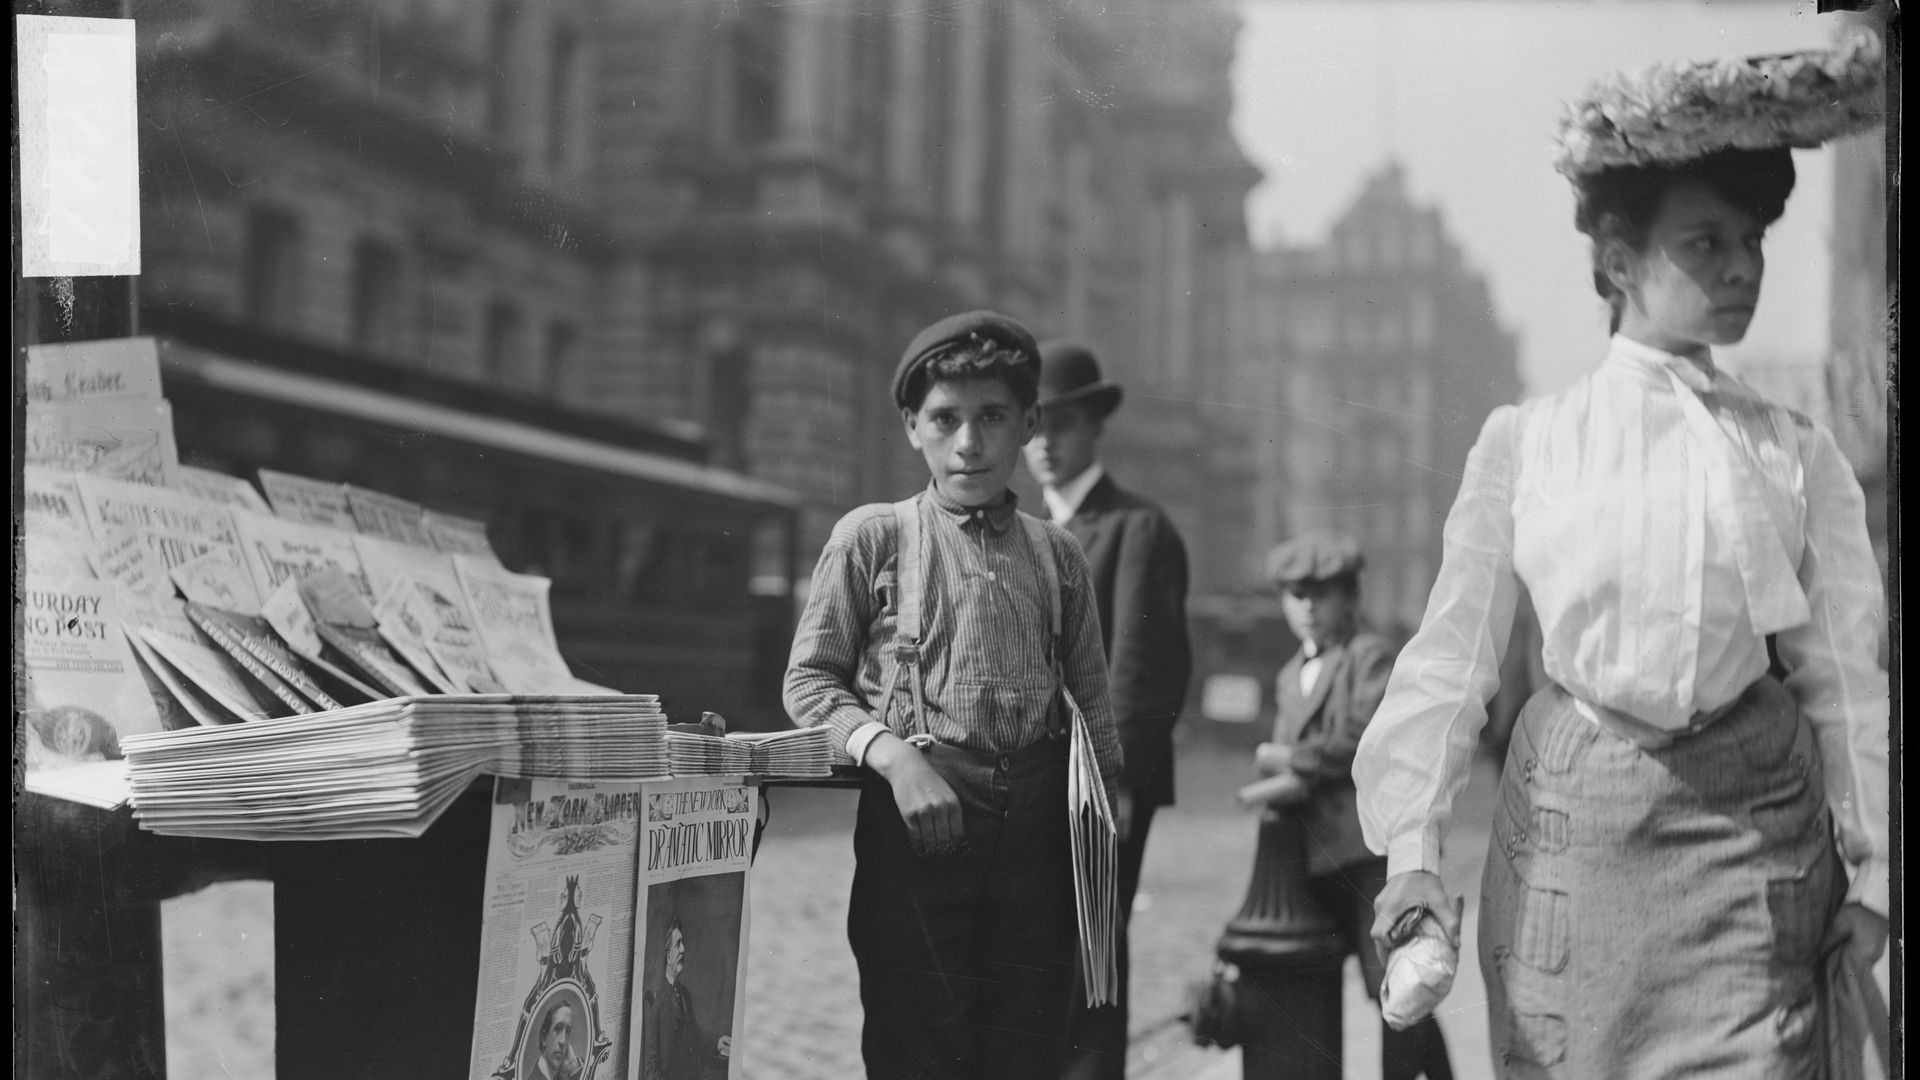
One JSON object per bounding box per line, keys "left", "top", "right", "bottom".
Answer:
{"left": 1272, "top": 630, "right": 1394, "bottom": 875}
{"left": 1064, "top": 473, "right": 1192, "bottom": 807}
{"left": 642, "top": 980, "right": 724, "bottom": 1080}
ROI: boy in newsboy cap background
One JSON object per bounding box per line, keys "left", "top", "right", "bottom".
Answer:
{"left": 1244, "top": 531, "right": 1455, "bottom": 1080}
{"left": 784, "top": 311, "right": 1123, "bottom": 1080}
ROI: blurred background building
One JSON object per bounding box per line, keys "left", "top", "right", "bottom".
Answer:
{"left": 1231, "top": 164, "right": 1522, "bottom": 636}
{"left": 19, "top": 0, "right": 1878, "bottom": 730}
{"left": 127, "top": 0, "right": 1261, "bottom": 567}
{"left": 49, "top": 0, "right": 1259, "bottom": 722}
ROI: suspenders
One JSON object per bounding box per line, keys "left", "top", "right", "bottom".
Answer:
{"left": 883, "top": 497, "right": 934, "bottom": 746}
{"left": 881, "top": 493, "right": 1118, "bottom": 1005}
{"left": 881, "top": 496, "right": 1067, "bottom": 747}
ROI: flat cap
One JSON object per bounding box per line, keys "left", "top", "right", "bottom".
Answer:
{"left": 1267, "top": 530, "right": 1365, "bottom": 586}
{"left": 892, "top": 310, "right": 1041, "bottom": 409}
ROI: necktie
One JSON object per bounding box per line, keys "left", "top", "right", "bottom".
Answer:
{"left": 1662, "top": 361, "right": 1810, "bottom": 634}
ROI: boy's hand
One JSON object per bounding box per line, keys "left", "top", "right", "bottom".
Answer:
{"left": 1114, "top": 786, "right": 1135, "bottom": 842}
{"left": 1254, "top": 742, "right": 1294, "bottom": 776}
{"left": 865, "top": 733, "right": 965, "bottom": 854}
{"left": 1822, "top": 902, "right": 1889, "bottom": 965}
{"left": 1236, "top": 770, "right": 1309, "bottom": 810}
{"left": 1370, "top": 870, "right": 1463, "bottom": 965}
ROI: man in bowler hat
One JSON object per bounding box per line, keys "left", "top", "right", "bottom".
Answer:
{"left": 1024, "top": 340, "right": 1191, "bottom": 1080}
{"left": 1246, "top": 532, "right": 1453, "bottom": 1080}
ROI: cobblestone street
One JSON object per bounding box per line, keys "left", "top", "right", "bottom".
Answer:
{"left": 740, "top": 731, "right": 1504, "bottom": 1080}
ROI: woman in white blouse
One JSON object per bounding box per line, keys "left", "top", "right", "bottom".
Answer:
{"left": 1352, "top": 37, "right": 1888, "bottom": 1077}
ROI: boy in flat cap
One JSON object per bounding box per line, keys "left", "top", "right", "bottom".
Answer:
{"left": 784, "top": 311, "right": 1123, "bottom": 1080}
{"left": 1245, "top": 531, "right": 1453, "bottom": 1080}
{"left": 1024, "top": 340, "right": 1190, "bottom": 1080}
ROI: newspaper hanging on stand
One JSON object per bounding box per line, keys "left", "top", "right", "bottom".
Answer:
{"left": 629, "top": 776, "right": 755, "bottom": 1080}
{"left": 469, "top": 779, "right": 646, "bottom": 1080}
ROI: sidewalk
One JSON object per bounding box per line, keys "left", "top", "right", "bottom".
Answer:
{"left": 1130, "top": 740, "right": 1502, "bottom": 1080}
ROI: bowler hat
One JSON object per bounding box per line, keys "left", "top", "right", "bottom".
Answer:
{"left": 1036, "top": 339, "right": 1124, "bottom": 418}
{"left": 892, "top": 310, "right": 1041, "bottom": 409}
{"left": 1267, "top": 531, "right": 1365, "bottom": 586}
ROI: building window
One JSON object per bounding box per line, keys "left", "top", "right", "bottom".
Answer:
{"left": 486, "top": 4, "right": 518, "bottom": 146}
{"left": 546, "top": 25, "right": 578, "bottom": 171}
{"left": 705, "top": 346, "right": 752, "bottom": 471}
{"left": 922, "top": 6, "right": 955, "bottom": 217}
{"left": 483, "top": 300, "right": 523, "bottom": 382}
{"left": 849, "top": 0, "right": 890, "bottom": 187}
{"left": 350, "top": 239, "right": 404, "bottom": 356}
{"left": 1407, "top": 291, "right": 1435, "bottom": 348}
{"left": 243, "top": 207, "right": 303, "bottom": 330}
{"left": 540, "top": 320, "right": 577, "bottom": 396}
{"left": 729, "top": 4, "right": 782, "bottom": 148}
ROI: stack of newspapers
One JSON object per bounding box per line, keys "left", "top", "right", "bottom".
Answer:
{"left": 121, "top": 694, "right": 670, "bottom": 840}
{"left": 665, "top": 726, "right": 835, "bottom": 779}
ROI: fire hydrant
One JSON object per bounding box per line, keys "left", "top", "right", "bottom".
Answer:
{"left": 1195, "top": 805, "right": 1347, "bottom": 1080}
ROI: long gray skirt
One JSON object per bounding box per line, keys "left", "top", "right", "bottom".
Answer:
{"left": 1481, "top": 676, "right": 1839, "bottom": 1079}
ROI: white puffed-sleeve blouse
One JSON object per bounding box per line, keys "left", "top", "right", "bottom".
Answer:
{"left": 1354, "top": 335, "right": 1889, "bottom": 916}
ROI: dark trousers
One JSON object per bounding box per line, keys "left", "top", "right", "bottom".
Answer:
{"left": 1305, "top": 857, "right": 1455, "bottom": 1080}
{"left": 849, "top": 739, "right": 1077, "bottom": 1080}
{"left": 1059, "top": 801, "right": 1159, "bottom": 1080}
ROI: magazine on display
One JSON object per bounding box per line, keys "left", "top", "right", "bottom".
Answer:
{"left": 232, "top": 509, "right": 374, "bottom": 602}
{"left": 76, "top": 474, "right": 261, "bottom": 613}
{"left": 424, "top": 510, "right": 503, "bottom": 563}
{"left": 260, "top": 578, "right": 385, "bottom": 704}
{"left": 257, "top": 469, "right": 359, "bottom": 531}
{"left": 24, "top": 337, "right": 164, "bottom": 404}
{"left": 299, "top": 569, "right": 437, "bottom": 698}
{"left": 345, "top": 484, "right": 436, "bottom": 547}
{"left": 123, "top": 592, "right": 280, "bottom": 724}
{"left": 629, "top": 776, "right": 755, "bottom": 1080}
{"left": 184, "top": 602, "right": 345, "bottom": 712}
{"left": 170, "top": 465, "right": 274, "bottom": 512}
{"left": 89, "top": 525, "right": 174, "bottom": 599}
{"left": 23, "top": 338, "right": 178, "bottom": 487}
{"left": 468, "top": 779, "right": 645, "bottom": 1080}
{"left": 371, "top": 577, "right": 467, "bottom": 695}
{"left": 356, "top": 535, "right": 504, "bottom": 694}
{"left": 20, "top": 570, "right": 165, "bottom": 808}
{"left": 25, "top": 395, "right": 180, "bottom": 486}
{"left": 456, "top": 557, "right": 580, "bottom": 695}
{"left": 24, "top": 466, "right": 99, "bottom": 579}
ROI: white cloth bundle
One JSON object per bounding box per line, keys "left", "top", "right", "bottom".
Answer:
{"left": 1379, "top": 910, "right": 1457, "bottom": 1030}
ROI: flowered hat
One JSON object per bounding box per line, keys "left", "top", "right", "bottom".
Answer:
{"left": 1551, "top": 29, "right": 1884, "bottom": 180}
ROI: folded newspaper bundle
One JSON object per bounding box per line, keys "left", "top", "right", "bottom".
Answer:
{"left": 121, "top": 694, "right": 670, "bottom": 840}
{"left": 666, "top": 727, "right": 834, "bottom": 779}
{"left": 1067, "top": 694, "right": 1119, "bottom": 1007}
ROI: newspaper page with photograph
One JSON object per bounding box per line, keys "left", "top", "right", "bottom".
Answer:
{"left": 470, "top": 779, "right": 645, "bottom": 1080}
{"left": 630, "top": 776, "right": 755, "bottom": 1080}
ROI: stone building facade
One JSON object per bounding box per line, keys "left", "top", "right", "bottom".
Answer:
{"left": 135, "top": 0, "right": 1259, "bottom": 587}
{"left": 1230, "top": 165, "right": 1523, "bottom": 635}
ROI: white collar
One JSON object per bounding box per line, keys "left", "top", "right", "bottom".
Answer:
{"left": 1042, "top": 462, "right": 1106, "bottom": 525}
{"left": 1607, "top": 334, "right": 1717, "bottom": 390}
